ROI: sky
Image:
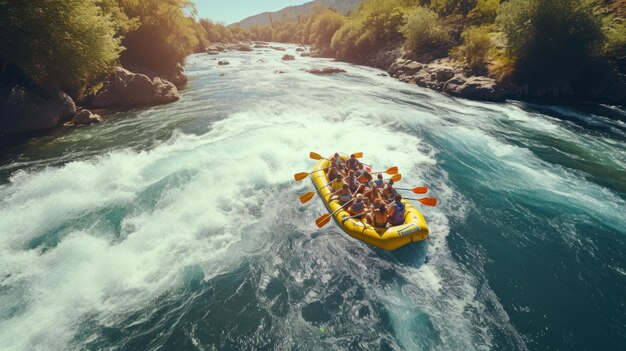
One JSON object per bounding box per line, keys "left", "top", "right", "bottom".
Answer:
{"left": 194, "top": 0, "right": 309, "bottom": 24}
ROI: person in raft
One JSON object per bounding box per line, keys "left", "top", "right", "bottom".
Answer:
{"left": 349, "top": 193, "right": 367, "bottom": 219}
{"left": 367, "top": 203, "right": 388, "bottom": 228}
{"left": 387, "top": 194, "right": 406, "bottom": 226}
{"left": 373, "top": 173, "right": 384, "bottom": 188}
{"left": 346, "top": 153, "right": 360, "bottom": 171}
{"left": 346, "top": 170, "right": 359, "bottom": 193}
{"left": 331, "top": 153, "right": 343, "bottom": 171}
{"left": 330, "top": 184, "right": 353, "bottom": 205}
{"left": 363, "top": 183, "right": 383, "bottom": 208}
{"left": 326, "top": 164, "right": 340, "bottom": 182}
{"left": 330, "top": 174, "right": 345, "bottom": 192}
{"left": 382, "top": 179, "right": 397, "bottom": 203}
{"left": 356, "top": 163, "right": 373, "bottom": 184}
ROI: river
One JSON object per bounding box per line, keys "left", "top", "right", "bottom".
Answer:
{"left": 0, "top": 44, "right": 625, "bottom": 351}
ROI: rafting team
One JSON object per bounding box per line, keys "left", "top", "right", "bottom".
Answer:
{"left": 326, "top": 153, "right": 405, "bottom": 228}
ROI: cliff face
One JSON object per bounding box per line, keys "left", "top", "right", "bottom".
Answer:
{"left": 235, "top": 0, "right": 361, "bottom": 28}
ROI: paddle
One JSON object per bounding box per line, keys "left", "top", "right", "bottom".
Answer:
{"left": 341, "top": 211, "right": 370, "bottom": 222}
{"left": 299, "top": 192, "right": 316, "bottom": 204}
{"left": 294, "top": 167, "right": 329, "bottom": 181}
{"left": 370, "top": 166, "right": 399, "bottom": 175}
{"left": 316, "top": 200, "right": 353, "bottom": 228}
{"left": 396, "top": 186, "right": 428, "bottom": 194}
{"left": 358, "top": 173, "right": 402, "bottom": 184}
{"left": 404, "top": 197, "right": 438, "bottom": 206}
{"left": 310, "top": 151, "right": 363, "bottom": 160}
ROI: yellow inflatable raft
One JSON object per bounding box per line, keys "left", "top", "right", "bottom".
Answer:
{"left": 311, "top": 157, "right": 429, "bottom": 250}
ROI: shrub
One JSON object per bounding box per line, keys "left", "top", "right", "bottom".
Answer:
{"left": 310, "top": 9, "right": 346, "bottom": 52}
{"left": 401, "top": 7, "right": 452, "bottom": 53}
{"left": 452, "top": 25, "right": 494, "bottom": 74}
{"left": 496, "top": 0, "right": 604, "bottom": 87}
{"left": 0, "top": 0, "right": 121, "bottom": 93}
{"left": 602, "top": 16, "right": 626, "bottom": 59}
{"left": 467, "top": 0, "right": 500, "bottom": 24}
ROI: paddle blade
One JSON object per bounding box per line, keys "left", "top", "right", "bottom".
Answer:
{"left": 418, "top": 198, "right": 438, "bottom": 206}
{"left": 299, "top": 192, "right": 315, "bottom": 204}
{"left": 391, "top": 174, "right": 402, "bottom": 182}
{"left": 294, "top": 172, "right": 309, "bottom": 181}
{"left": 412, "top": 186, "right": 428, "bottom": 194}
{"left": 386, "top": 166, "right": 398, "bottom": 175}
{"left": 309, "top": 152, "right": 323, "bottom": 160}
{"left": 354, "top": 152, "right": 363, "bottom": 158}
{"left": 315, "top": 213, "right": 331, "bottom": 228}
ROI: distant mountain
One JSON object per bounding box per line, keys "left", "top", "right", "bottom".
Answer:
{"left": 234, "top": 0, "right": 362, "bottom": 28}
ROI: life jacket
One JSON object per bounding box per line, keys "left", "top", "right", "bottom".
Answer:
{"left": 382, "top": 186, "right": 397, "bottom": 199}
{"left": 388, "top": 202, "right": 405, "bottom": 225}
{"left": 331, "top": 179, "right": 344, "bottom": 191}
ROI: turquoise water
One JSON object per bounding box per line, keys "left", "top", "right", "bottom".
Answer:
{"left": 0, "top": 44, "right": 624, "bottom": 350}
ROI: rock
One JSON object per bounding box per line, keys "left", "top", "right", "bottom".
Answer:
{"left": 274, "top": 70, "right": 286, "bottom": 74}
{"left": 90, "top": 67, "right": 178, "bottom": 108}
{"left": 425, "top": 64, "right": 456, "bottom": 82}
{"left": 282, "top": 54, "right": 295, "bottom": 61}
{"left": 296, "top": 48, "right": 305, "bottom": 52}
{"left": 218, "top": 60, "right": 230, "bottom": 66}
{"left": 71, "top": 109, "right": 102, "bottom": 125}
{"left": 269, "top": 46, "right": 286, "bottom": 51}
{"left": 207, "top": 51, "right": 219, "bottom": 55}
{"left": 235, "top": 44, "right": 253, "bottom": 52}
{"left": 0, "top": 86, "right": 76, "bottom": 134}
{"left": 378, "top": 73, "right": 388, "bottom": 77}
{"left": 207, "top": 43, "right": 228, "bottom": 52}
{"left": 165, "top": 64, "right": 188, "bottom": 87}
{"left": 300, "top": 52, "right": 311, "bottom": 57}
{"left": 219, "top": 73, "right": 225, "bottom": 77}
{"left": 444, "top": 76, "right": 506, "bottom": 101}
{"left": 306, "top": 67, "right": 347, "bottom": 75}
{"left": 254, "top": 44, "right": 268, "bottom": 48}
{"left": 388, "top": 59, "right": 422, "bottom": 77}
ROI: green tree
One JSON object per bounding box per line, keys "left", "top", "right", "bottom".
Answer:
{"left": 118, "top": 0, "right": 200, "bottom": 72}
{"left": 497, "top": 0, "right": 604, "bottom": 87}
{"left": 0, "top": 0, "right": 121, "bottom": 93}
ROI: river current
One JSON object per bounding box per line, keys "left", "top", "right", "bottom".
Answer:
{"left": 0, "top": 44, "right": 625, "bottom": 350}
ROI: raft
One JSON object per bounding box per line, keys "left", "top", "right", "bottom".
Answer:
{"left": 311, "top": 157, "right": 429, "bottom": 250}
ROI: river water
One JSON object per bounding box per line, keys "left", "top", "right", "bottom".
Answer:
{"left": 0, "top": 44, "right": 625, "bottom": 351}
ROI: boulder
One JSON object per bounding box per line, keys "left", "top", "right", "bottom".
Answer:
{"left": 274, "top": 70, "right": 286, "bottom": 74}
{"left": 71, "top": 109, "right": 102, "bottom": 126}
{"left": 388, "top": 59, "right": 422, "bottom": 77}
{"left": 235, "top": 44, "right": 253, "bottom": 52}
{"left": 218, "top": 60, "right": 230, "bottom": 66}
{"left": 425, "top": 64, "right": 456, "bottom": 82}
{"left": 90, "top": 67, "right": 178, "bottom": 108}
{"left": 282, "top": 54, "right": 295, "bottom": 61}
{"left": 269, "top": 46, "right": 286, "bottom": 51}
{"left": 254, "top": 44, "right": 269, "bottom": 48}
{"left": 0, "top": 86, "right": 76, "bottom": 134}
{"left": 296, "top": 48, "right": 305, "bottom": 52}
{"left": 444, "top": 76, "right": 506, "bottom": 101}
{"left": 300, "top": 52, "right": 311, "bottom": 57}
{"left": 306, "top": 67, "right": 347, "bottom": 75}
{"left": 207, "top": 51, "right": 219, "bottom": 55}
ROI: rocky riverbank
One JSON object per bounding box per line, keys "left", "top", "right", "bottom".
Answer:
{"left": 1, "top": 65, "right": 186, "bottom": 135}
